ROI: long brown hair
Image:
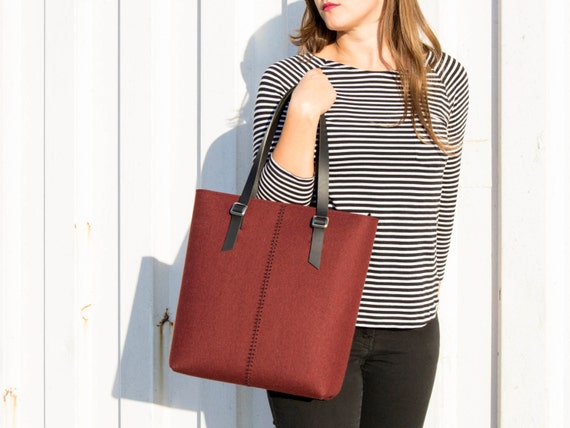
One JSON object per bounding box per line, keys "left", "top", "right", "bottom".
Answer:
{"left": 291, "top": 0, "right": 448, "bottom": 151}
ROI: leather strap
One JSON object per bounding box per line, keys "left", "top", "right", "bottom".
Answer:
{"left": 308, "top": 114, "right": 328, "bottom": 268}
{"left": 222, "top": 88, "right": 329, "bottom": 269}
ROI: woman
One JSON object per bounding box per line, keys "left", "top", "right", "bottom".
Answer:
{"left": 253, "top": 0, "right": 469, "bottom": 426}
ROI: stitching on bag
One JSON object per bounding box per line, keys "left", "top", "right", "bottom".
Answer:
{"left": 245, "top": 204, "right": 285, "bottom": 386}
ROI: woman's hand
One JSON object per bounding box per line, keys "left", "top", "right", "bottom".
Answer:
{"left": 272, "top": 69, "right": 336, "bottom": 178}
{"left": 289, "top": 68, "right": 336, "bottom": 120}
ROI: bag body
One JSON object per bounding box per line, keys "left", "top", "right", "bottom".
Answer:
{"left": 169, "top": 189, "right": 377, "bottom": 399}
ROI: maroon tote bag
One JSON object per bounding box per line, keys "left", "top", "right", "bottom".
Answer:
{"left": 169, "top": 89, "right": 378, "bottom": 400}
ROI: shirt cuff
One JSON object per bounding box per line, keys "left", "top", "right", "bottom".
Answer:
{"left": 256, "top": 154, "right": 315, "bottom": 205}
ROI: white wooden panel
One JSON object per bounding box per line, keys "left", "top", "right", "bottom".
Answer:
{"left": 422, "top": 0, "right": 497, "bottom": 426}
{"left": 44, "top": 0, "right": 119, "bottom": 426}
{"left": 0, "top": 1, "right": 45, "bottom": 427}
{"left": 117, "top": 0, "right": 156, "bottom": 423}
{"left": 118, "top": 0, "right": 206, "bottom": 426}
{"left": 499, "top": 0, "right": 570, "bottom": 426}
{"left": 118, "top": 0, "right": 167, "bottom": 425}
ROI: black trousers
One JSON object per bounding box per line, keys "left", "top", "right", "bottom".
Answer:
{"left": 267, "top": 316, "right": 440, "bottom": 428}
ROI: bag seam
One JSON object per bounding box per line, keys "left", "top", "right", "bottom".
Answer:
{"left": 245, "top": 204, "right": 285, "bottom": 385}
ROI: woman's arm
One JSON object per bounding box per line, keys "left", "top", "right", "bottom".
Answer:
{"left": 436, "top": 60, "right": 469, "bottom": 281}
{"left": 272, "top": 68, "right": 336, "bottom": 178}
{"left": 252, "top": 65, "right": 335, "bottom": 204}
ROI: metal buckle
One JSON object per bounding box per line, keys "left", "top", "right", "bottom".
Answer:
{"left": 229, "top": 202, "right": 248, "bottom": 217}
{"left": 311, "top": 215, "right": 329, "bottom": 229}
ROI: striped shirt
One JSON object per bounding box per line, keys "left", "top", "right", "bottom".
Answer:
{"left": 252, "top": 52, "right": 469, "bottom": 329}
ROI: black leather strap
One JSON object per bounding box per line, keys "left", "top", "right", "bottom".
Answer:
{"left": 222, "top": 88, "right": 329, "bottom": 269}
{"left": 308, "top": 114, "right": 328, "bottom": 268}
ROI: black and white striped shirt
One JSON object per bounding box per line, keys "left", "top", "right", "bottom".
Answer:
{"left": 253, "top": 52, "right": 469, "bottom": 329}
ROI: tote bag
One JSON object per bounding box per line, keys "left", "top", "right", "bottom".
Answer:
{"left": 169, "top": 89, "right": 378, "bottom": 400}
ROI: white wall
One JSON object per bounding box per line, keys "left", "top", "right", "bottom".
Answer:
{"left": 499, "top": 0, "right": 570, "bottom": 426}
{"left": 0, "top": 0, "right": 567, "bottom": 427}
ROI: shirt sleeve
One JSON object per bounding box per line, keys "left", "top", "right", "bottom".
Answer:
{"left": 251, "top": 63, "right": 315, "bottom": 206}
{"left": 436, "top": 59, "right": 470, "bottom": 281}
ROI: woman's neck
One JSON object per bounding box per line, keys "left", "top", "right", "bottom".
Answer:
{"left": 318, "top": 34, "right": 395, "bottom": 72}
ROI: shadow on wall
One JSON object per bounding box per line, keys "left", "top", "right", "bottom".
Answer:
{"left": 200, "top": 4, "right": 303, "bottom": 193}
{"left": 112, "top": 1, "right": 305, "bottom": 426}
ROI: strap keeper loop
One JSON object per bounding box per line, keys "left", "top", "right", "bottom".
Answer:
{"left": 230, "top": 202, "right": 248, "bottom": 217}
{"left": 311, "top": 215, "right": 329, "bottom": 229}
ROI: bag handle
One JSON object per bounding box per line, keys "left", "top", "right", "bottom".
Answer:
{"left": 222, "top": 87, "right": 329, "bottom": 269}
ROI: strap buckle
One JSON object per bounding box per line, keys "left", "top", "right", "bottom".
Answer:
{"left": 311, "top": 215, "right": 329, "bottom": 229}
{"left": 230, "top": 202, "right": 248, "bottom": 217}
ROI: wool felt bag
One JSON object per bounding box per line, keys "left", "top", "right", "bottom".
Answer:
{"left": 169, "top": 88, "right": 378, "bottom": 400}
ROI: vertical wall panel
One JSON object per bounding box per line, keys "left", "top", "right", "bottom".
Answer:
{"left": 422, "top": 1, "right": 496, "bottom": 426}
{"left": 44, "top": 0, "right": 78, "bottom": 420}
{"left": 499, "top": 0, "right": 570, "bottom": 426}
{"left": 0, "top": 1, "right": 45, "bottom": 427}
{"left": 119, "top": 0, "right": 205, "bottom": 426}
{"left": 566, "top": 8, "right": 570, "bottom": 423}
{"left": 118, "top": 0, "right": 163, "bottom": 425}
{"left": 44, "top": 0, "right": 119, "bottom": 426}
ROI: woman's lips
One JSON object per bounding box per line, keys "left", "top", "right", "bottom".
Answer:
{"left": 322, "top": 2, "right": 340, "bottom": 12}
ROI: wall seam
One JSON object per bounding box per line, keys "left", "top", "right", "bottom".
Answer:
{"left": 43, "top": 0, "right": 47, "bottom": 425}
{"left": 117, "top": 0, "right": 122, "bottom": 426}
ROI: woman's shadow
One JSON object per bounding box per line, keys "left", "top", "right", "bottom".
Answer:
{"left": 112, "top": 2, "right": 304, "bottom": 427}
